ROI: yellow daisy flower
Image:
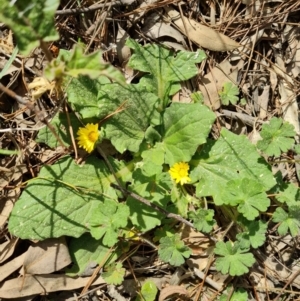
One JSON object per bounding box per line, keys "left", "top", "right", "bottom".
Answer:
{"left": 169, "top": 162, "right": 191, "bottom": 185}
{"left": 76, "top": 123, "right": 99, "bottom": 153}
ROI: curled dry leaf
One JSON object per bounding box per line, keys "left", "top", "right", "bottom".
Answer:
{"left": 165, "top": 8, "right": 240, "bottom": 52}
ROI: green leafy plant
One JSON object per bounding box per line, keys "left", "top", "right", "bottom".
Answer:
{"left": 214, "top": 241, "right": 256, "bottom": 276}
{"left": 257, "top": 117, "right": 296, "bottom": 156}
{"left": 272, "top": 205, "right": 300, "bottom": 237}
{"left": 220, "top": 286, "right": 248, "bottom": 301}
{"left": 236, "top": 217, "right": 267, "bottom": 249}
{"left": 158, "top": 234, "right": 191, "bottom": 266}
{"left": 220, "top": 178, "right": 270, "bottom": 220}
{"left": 219, "top": 82, "right": 239, "bottom": 105}
{"left": 102, "top": 262, "right": 126, "bottom": 285}
{"left": 90, "top": 200, "right": 130, "bottom": 247}
{"left": 5, "top": 16, "right": 300, "bottom": 281}
{"left": 188, "top": 209, "right": 216, "bottom": 233}
{"left": 136, "top": 280, "right": 158, "bottom": 301}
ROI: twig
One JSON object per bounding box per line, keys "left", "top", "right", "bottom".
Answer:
{"left": 273, "top": 268, "right": 300, "bottom": 301}
{"left": 111, "top": 183, "right": 196, "bottom": 230}
{"left": 193, "top": 268, "right": 223, "bottom": 291}
{"left": 55, "top": 1, "right": 120, "bottom": 15}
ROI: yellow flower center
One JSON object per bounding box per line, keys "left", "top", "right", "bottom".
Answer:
{"left": 179, "top": 168, "right": 187, "bottom": 177}
{"left": 88, "top": 131, "right": 98, "bottom": 142}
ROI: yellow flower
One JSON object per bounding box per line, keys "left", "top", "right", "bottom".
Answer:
{"left": 169, "top": 162, "right": 191, "bottom": 185}
{"left": 76, "top": 123, "right": 99, "bottom": 153}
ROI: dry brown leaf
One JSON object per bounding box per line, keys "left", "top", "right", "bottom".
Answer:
{"left": 287, "top": 40, "right": 300, "bottom": 78}
{"left": 199, "top": 59, "right": 238, "bottom": 110}
{"left": 250, "top": 271, "right": 274, "bottom": 297}
{"left": 142, "top": 13, "right": 185, "bottom": 44}
{"left": 0, "top": 252, "right": 26, "bottom": 282}
{"left": 0, "top": 237, "right": 18, "bottom": 264}
{"left": 165, "top": 8, "right": 239, "bottom": 52}
{"left": 23, "top": 237, "right": 71, "bottom": 275}
{"left": 274, "top": 56, "right": 300, "bottom": 139}
{"left": 181, "top": 224, "right": 213, "bottom": 256}
{"left": 0, "top": 274, "right": 105, "bottom": 298}
{"left": 159, "top": 285, "right": 188, "bottom": 301}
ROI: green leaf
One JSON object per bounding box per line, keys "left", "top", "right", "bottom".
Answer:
{"left": 188, "top": 209, "right": 216, "bottom": 233}
{"left": 140, "top": 145, "right": 164, "bottom": 177}
{"left": 158, "top": 234, "right": 191, "bottom": 266}
{"left": 153, "top": 222, "right": 176, "bottom": 242}
{"left": 272, "top": 181, "right": 300, "bottom": 205}
{"left": 221, "top": 178, "right": 270, "bottom": 220}
{"left": 191, "top": 128, "right": 276, "bottom": 205}
{"left": 99, "top": 83, "right": 160, "bottom": 153}
{"left": 90, "top": 200, "right": 130, "bottom": 247}
{"left": 162, "top": 103, "right": 215, "bottom": 166}
{"left": 0, "top": 46, "right": 18, "bottom": 80}
{"left": 127, "top": 39, "right": 206, "bottom": 107}
{"left": 214, "top": 241, "right": 255, "bottom": 276}
{"left": 220, "top": 286, "right": 248, "bottom": 301}
{"left": 236, "top": 217, "right": 267, "bottom": 249}
{"left": 66, "top": 75, "right": 110, "bottom": 121}
{"left": 294, "top": 144, "right": 300, "bottom": 155}
{"left": 272, "top": 206, "right": 300, "bottom": 237}
{"left": 65, "top": 45, "right": 125, "bottom": 84}
{"left": 257, "top": 117, "right": 295, "bottom": 156}
{"left": 136, "top": 280, "right": 158, "bottom": 301}
{"left": 66, "top": 233, "right": 117, "bottom": 276}
{"left": 190, "top": 91, "right": 204, "bottom": 104}
{"left": 219, "top": 82, "right": 239, "bottom": 105}
{"left": 127, "top": 171, "right": 171, "bottom": 232}
{"left": 144, "top": 126, "right": 162, "bottom": 145}
{"left": 102, "top": 262, "right": 125, "bottom": 285}
{"left": 240, "top": 97, "right": 247, "bottom": 106}
{"left": 170, "top": 184, "right": 190, "bottom": 217}
{"left": 0, "top": 149, "right": 19, "bottom": 155}
{"left": 36, "top": 112, "right": 81, "bottom": 148}
{"left": 8, "top": 156, "right": 133, "bottom": 239}
{"left": 0, "top": 0, "right": 59, "bottom": 55}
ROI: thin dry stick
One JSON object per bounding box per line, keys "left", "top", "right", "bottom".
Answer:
{"left": 111, "top": 182, "right": 218, "bottom": 242}
{"left": 55, "top": 1, "right": 120, "bottom": 15}
{"left": 80, "top": 246, "right": 115, "bottom": 295}
{"left": 273, "top": 268, "right": 300, "bottom": 301}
